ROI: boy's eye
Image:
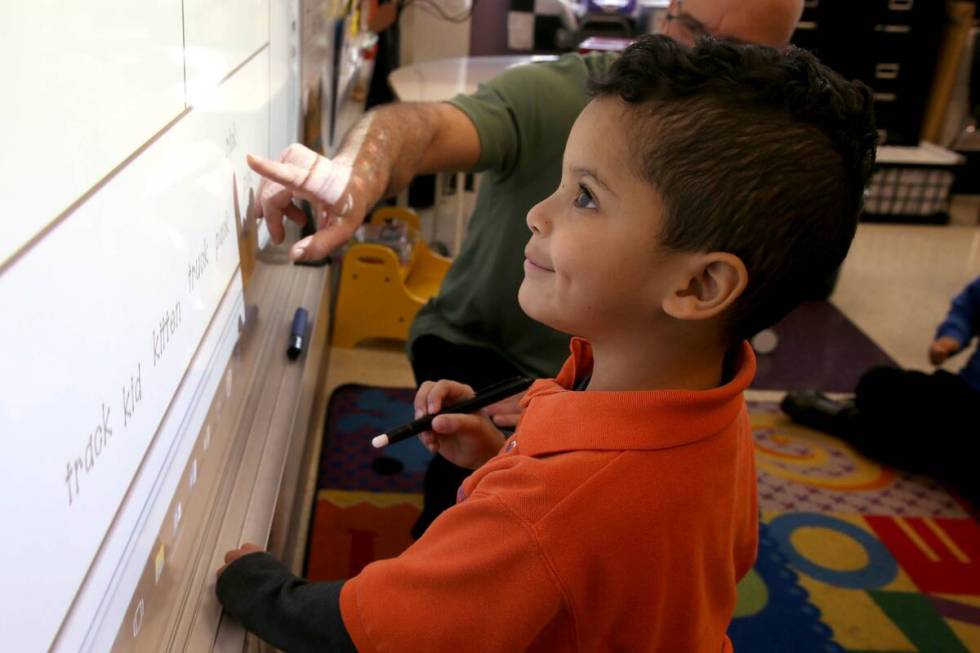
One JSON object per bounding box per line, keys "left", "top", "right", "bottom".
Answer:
{"left": 573, "top": 184, "right": 597, "bottom": 209}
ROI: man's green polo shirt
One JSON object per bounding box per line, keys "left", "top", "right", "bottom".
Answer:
{"left": 409, "top": 52, "right": 617, "bottom": 378}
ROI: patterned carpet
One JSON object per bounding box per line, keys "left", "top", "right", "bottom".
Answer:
{"left": 307, "top": 385, "right": 980, "bottom": 651}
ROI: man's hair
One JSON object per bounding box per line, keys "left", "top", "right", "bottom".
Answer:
{"left": 588, "top": 35, "right": 877, "bottom": 339}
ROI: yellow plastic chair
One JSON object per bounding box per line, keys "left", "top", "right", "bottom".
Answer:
{"left": 331, "top": 207, "right": 452, "bottom": 348}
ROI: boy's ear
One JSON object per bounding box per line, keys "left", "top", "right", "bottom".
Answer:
{"left": 662, "top": 253, "right": 748, "bottom": 322}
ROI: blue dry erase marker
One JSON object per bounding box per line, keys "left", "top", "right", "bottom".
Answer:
{"left": 286, "top": 307, "right": 308, "bottom": 360}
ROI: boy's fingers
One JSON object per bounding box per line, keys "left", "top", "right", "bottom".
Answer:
{"left": 417, "top": 431, "right": 438, "bottom": 453}
{"left": 223, "top": 543, "right": 263, "bottom": 564}
{"left": 490, "top": 412, "right": 521, "bottom": 428}
{"left": 218, "top": 543, "right": 264, "bottom": 576}
{"left": 415, "top": 380, "right": 477, "bottom": 419}
{"left": 428, "top": 380, "right": 470, "bottom": 412}
{"left": 415, "top": 381, "right": 436, "bottom": 417}
{"left": 432, "top": 380, "right": 476, "bottom": 411}
{"left": 431, "top": 414, "right": 455, "bottom": 433}
{"left": 427, "top": 381, "right": 452, "bottom": 414}
{"left": 432, "top": 413, "right": 486, "bottom": 436}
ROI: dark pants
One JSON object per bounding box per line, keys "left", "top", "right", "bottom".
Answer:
{"left": 843, "top": 366, "right": 979, "bottom": 502}
{"left": 408, "top": 335, "right": 522, "bottom": 538}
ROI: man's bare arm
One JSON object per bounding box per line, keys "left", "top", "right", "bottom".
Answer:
{"left": 247, "top": 101, "right": 480, "bottom": 261}
{"left": 341, "top": 101, "right": 480, "bottom": 205}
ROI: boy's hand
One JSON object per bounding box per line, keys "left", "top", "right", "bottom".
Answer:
{"left": 929, "top": 336, "right": 961, "bottom": 366}
{"left": 415, "top": 380, "right": 507, "bottom": 469}
{"left": 217, "top": 542, "right": 265, "bottom": 577}
{"left": 482, "top": 392, "right": 527, "bottom": 429}
{"left": 246, "top": 144, "right": 369, "bottom": 262}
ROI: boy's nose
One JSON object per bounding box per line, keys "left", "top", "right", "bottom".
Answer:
{"left": 526, "top": 198, "right": 551, "bottom": 235}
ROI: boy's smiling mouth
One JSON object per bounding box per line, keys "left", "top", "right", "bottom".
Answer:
{"left": 524, "top": 250, "right": 555, "bottom": 273}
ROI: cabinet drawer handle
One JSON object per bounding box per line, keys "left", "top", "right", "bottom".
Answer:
{"left": 875, "top": 23, "right": 912, "bottom": 34}
{"left": 875, "top": 63, "right": 900, "bottom": 79}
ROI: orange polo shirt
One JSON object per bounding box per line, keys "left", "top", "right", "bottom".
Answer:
{"left": 340, "top": 338, "right": 758, "bottom": 652}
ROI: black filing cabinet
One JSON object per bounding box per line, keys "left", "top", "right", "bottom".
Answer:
{"left": 791, "top": 0, "right": 947, "bottom": 145}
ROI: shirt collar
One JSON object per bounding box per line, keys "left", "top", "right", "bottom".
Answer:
{"left": 515, "top": 337, "right": 756, "bottom": 456}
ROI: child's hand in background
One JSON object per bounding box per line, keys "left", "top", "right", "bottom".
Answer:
{"left": 415, "top": 380, "right": 507, "bottom": 469}
{"left": 929, "top": 336, "right": 961, "bottom": 366}
{"left": 217, "top": 542, "right": 265, "bottom": 577}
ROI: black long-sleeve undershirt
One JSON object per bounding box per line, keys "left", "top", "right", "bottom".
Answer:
{"left": 216, "top": 552, "right": 358, "bottom": 653}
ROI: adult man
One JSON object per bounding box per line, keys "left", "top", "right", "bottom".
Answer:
{"left": 248, "top": 0, "right": 805, "bottom": 535}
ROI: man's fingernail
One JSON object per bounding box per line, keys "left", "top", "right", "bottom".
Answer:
{"left": 415, "top": 407, "right": 423, "bottom": 419}
{"left": 290, "top": 236, "right": 312, "bottom": 260}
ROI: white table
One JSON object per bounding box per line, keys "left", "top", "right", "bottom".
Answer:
{"left": 388, "top": 55, "right": 558, "bottom": 102}
{"left": 388, "top": 56, "right": 558, "bottom": 252}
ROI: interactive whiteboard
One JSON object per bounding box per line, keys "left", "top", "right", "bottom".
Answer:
{"left": 0, "top": 1, "right": 302, "bottom": 650}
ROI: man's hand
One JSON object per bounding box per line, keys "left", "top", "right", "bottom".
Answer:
{"left": 217, "top": 542, "right": 265, "bottom": 577}
{"left": 246, "top": 103, "right": 480, "bottom": 262}
{"left": 415, "top": 380, "right": 507, "bottom": 469}
{"left": 929, "top": 336, "right": 962, "bottom": 366}
{"left": 246, "top": 144, "right": 369, "bottom": 261}
{"left": 482, "top": 392, "right": 526, "bottom": 429}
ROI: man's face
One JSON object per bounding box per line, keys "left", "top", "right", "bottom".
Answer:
{"left": 660, "top": 0, "right": 714, "bottom": 47}
{"left": 661, "top": 0, "right": 801, "bottom": 49}
{"left": 518, "top": 99, "right": 683, "bottom": 340}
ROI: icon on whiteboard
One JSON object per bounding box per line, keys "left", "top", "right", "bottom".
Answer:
{"left": 204, "top": 425, "right": 211, "bottom": 452}
{"left": 132, "top": 598, "right": 145, "bottom": 637}
{"left": 173, "top": 502, "right": 183, "bottom": 536}
{"left": 190, "top": 459, "right": 198, "bottom": 489}
{"left": 154, "top": 544, "right": 166, "bottom": 584}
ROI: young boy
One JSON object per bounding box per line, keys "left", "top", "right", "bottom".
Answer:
{"left": 216, "top": 36, "right": 876, "bottom": 652}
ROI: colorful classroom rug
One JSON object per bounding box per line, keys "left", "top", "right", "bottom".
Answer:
{"left": 307, "top": 385, "right": 980, "bottom": 652}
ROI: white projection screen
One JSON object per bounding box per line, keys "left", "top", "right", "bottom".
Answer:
{"left": 0, "top": 1, "right": 304, "bottom": 650}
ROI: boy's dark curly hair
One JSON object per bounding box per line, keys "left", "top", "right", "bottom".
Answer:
{"left": 589, "top": 35, "right": 877, "bottom": 340}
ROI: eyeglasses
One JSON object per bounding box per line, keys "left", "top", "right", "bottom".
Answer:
{"left": 662, "top": 0, "right": 711, "bottom": 44}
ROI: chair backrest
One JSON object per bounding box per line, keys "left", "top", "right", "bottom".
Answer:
{"left": 368, "top": 206, "right": 422, "bottom": 232}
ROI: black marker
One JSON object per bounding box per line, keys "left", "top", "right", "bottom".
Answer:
{"left": 286, "top": 307, "right": 308, "bottom": 360}
{"left": 371, "top": 376, "right": 534, "bottom": 448}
